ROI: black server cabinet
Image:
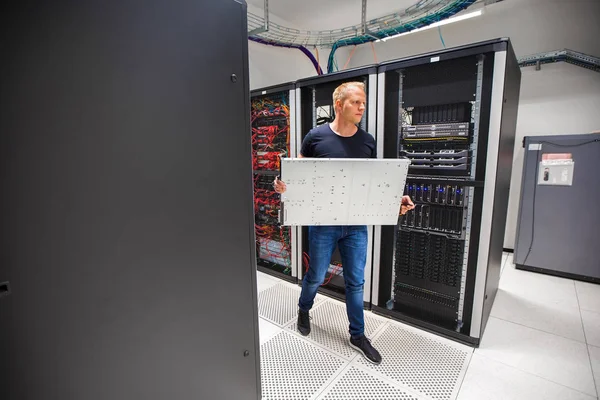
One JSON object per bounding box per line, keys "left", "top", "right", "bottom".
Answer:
{"left": 295, "top": 66, "right": 378, "bottom": 304}
{"left": 372, "top": 39, "right": 521, "bottom": 345}
{"left": 251, "top": 83, "right": 298, "bottom": 283}
{"left": 0, "top": 1, "right": 261, "bottom": 399}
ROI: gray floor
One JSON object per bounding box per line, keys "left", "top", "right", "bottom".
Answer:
{"left": 257, "top": 253, "right": 600, "bottom": 400}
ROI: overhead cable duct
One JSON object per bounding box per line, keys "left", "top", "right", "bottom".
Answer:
{"left": 518, "top": 49, "right": 600, "bottom": 73}
{"left": 247, "top": 0, "right": 478, "bottom": 73}
{"left": 326, "top": 0, "right": 477, "bottom": 72}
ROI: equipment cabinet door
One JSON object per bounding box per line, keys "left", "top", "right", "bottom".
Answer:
{"left": 0, "top": 1, "right": 260, "bottom": 399}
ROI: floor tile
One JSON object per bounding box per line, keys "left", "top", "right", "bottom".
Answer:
{"left": 287, "top": 299, "right": 386, "bottom": 360}
{"left": 257, "top": 283, "right": 325, "bottom": 327}
{"left": 490, "top": 288, "right": 585, "bottom": 342}
{"left": 503, "top": 255, "right": 516, "bottom": 271}
{"left": 457, "top": 353, "right": 597, "bottom": 400}
{"left": 581, "top": 310, "right": 600, "bottom": 347}
{"left": 500, "top": 261, "right": 579, "bottom": 309}
{"left": 317, "top": 365, "right": 423, "bottom": 400}
{"left": 256, "top": 271, "right": 279, "bottom": 293}
{"left": 260, "top": 331, "right": 347, "bottom": 400}
{"left": 259, "top": 317, "right": 282, "bottom": 345}
{"left": 588, "top": 345, "right": 600, "bottom": 398}
{"left": 577, "top": 281, "right": 600, "bottom": 314}
{"left": 354, "top": 323, "right": 472, "bottom": 400}
{"left": 500, "top": 255, "right": 508, "bottom": 277}
{"left": 477, "top": 317, "right": 596, "bottom": 396}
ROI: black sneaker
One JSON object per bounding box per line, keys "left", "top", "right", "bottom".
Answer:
{"left": 349, "top": 335, "right": 382, "bottom": 365}
{"left": 297, "top": 309, "right": 311, "bottom": 336}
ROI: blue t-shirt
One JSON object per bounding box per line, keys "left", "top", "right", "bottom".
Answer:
{"left": 300, "top": 124, "right": 376, "bottom": 159}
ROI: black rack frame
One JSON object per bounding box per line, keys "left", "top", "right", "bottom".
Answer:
{"left": 372, "top": 38, "right": 521, "bottom": 346}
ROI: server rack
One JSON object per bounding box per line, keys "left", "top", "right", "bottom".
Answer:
{"left": 251, "top": 83, "right": 298, "bottom": 283}
{"left": 295, "top": 66, "right": 378, "bottom": 305}
{"left": 372, "top": 39, "right": 521, "bottom": 345}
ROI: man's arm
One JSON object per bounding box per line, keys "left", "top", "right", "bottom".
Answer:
{"left": 275, "top": 131, "right": 312, "bottom": 192}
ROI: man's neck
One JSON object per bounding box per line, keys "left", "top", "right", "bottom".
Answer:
{"left": 330, "top": 118, "right": 358, "bottom": 137}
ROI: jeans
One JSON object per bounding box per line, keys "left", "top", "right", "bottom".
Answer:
{"left": 298, "top": 225, "right": 368, "bottom": 339}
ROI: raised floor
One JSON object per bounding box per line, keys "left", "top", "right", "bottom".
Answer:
{"left": 256, "top": 253, "right": 600, "bottom": 400}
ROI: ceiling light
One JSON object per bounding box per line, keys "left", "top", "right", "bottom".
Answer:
{"left": 378, "top": 9, "right": 484, "bottom": 42}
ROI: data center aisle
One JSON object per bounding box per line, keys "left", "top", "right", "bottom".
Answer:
{"left": 257, "top": 253, "right": 600, "bottom": 400}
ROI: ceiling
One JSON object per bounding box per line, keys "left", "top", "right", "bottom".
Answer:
{"left": 246, "top": 0, "right": 418, "bottom": 31}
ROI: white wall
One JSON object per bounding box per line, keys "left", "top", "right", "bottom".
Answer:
{"left": 249, "top": 42, "right": 315, "bottom": 89}
{"left": 506, "top": 63, "right": 600, "bottom": 248}
{"left": 249, "top": 42, "right": 354, "bottom": 90}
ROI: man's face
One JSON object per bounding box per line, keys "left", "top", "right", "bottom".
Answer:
{"left": 337, "top": 86, "right": 366, "bottom": 125}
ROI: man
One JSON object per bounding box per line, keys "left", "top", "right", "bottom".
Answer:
{"left": 273, "top": 81, "right": 414, "bottom": 365}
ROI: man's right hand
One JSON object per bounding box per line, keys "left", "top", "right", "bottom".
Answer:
{"left": 273, "top": 176, "right": 287, "bottom": 194}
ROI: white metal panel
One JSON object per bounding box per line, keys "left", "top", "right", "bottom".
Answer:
{"left": 367, "top": 74, "right": 377, "bottom": 137}
{"left": 363, "top": 223, "right": 373, "bottom": 303}
{"left": 371, "top": 71, "right": 387, "bottom": 306}
{"left": 375, "top": 72, "right": 386, "bottom": 158}
{"left": 295, "top": 87, "right": 302, "bottom": 155}
{"left": 288, "top": 88, "right": 298, "bottom": 278}
{"left": 363, "top": 73, "right": 379, "bottom": 304}
{"left": 289, "top": 88, "right": 297, "bottom": 158}
{"left": 280, "top": 158, "right": 410, "bottom": 226}
{"left": 295, "top": 87, "right": 303, "bottom": 277}
{"left": 469, "top": 51, "right": 507, "bottom": 339}
{"left": 370, "top": 226, "right": 382, "bottom": 307}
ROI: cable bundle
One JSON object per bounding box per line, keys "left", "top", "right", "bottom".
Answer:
{"left": 251, "top": 97, "right": 289, "bottom": 123}
{"left": 252, "top": 125, "right": 289, "bottom": 152}
{"left": 251, "top": 93, "right": 292, "bottom": 273}
{"left": 253, "top": 151, "right": 284, "bottom": 171}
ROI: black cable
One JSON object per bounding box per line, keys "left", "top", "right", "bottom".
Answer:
{"left": 522, "top": 137, "right": 600, "bottom": 267}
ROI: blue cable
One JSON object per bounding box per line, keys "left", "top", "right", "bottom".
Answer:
{"left": 438, "top": 25, "right": 446, "bottom": 48}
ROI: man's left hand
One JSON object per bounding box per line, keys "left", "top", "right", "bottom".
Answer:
{"left": 400, "top": 195, "right": 415, "bottom": 216}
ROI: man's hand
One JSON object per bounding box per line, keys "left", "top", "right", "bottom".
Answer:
{"left": 273, "top": 176, "right": 287, "bottom": 194}
{"left": 399, "top": 195, "right": 415, "bottom": 216}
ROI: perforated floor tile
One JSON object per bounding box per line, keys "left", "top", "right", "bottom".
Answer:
{"left": 317, "top": 366, "right": 422, "bottom": 400}
{"left": 260, "top": 330, "right": 347, "bottom": 400}
{"left": 287, "top": 299, "right": 386, "bottom": 359}
{"left": 355, "top": 324, "right": 471, "bottom": 400}
{"left": 258, "top": 283, "right": 324, "bottom": 327}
